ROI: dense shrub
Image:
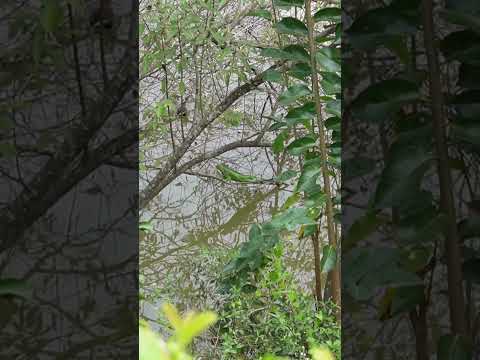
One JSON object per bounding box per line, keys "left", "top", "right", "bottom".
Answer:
{"left": 217, "top": 245, "right": 340, "bottom": 359}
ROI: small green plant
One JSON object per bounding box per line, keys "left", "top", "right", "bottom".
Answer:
{"left": 139, "top": 304, "right": 217, "bottom": 360}
{"left": 218, "top": 245, "right": 340, "bottom": 359}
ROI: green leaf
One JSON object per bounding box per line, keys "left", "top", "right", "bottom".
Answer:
{"left": 139, "top": 323, "right": 168, "bottom": 360}
{"left": 321, "top": 72, "right": 341, "bottom": 95}
{"left": 271, "top": 207, "right": 316, "bottom": 231}
{"left": 247, "top": 9, "right": 272, "bottom": 21}
{"left": 282, "top": 192, "right": 300, "bottom": 210}
{"left": 140, "top": 221, "right": 153, "bottom": 233}
{"left": 315, "top": 48, "right": 340, "bottom": 73}
{"left": 320, "top": 245, "right": 337, "bottom": 273}
{"left": 278, "top": 84, "right": 311, "bottom": 106}
{"left": 259, "top": 47, "right": 290, "bottom": 60}
{"left": 269, "top": 121, "right": 287, "bottom": 131}
{"left": 288, "top": 62, "right": 312, "bottom": 80}
{"left": 282, "top": 44, "right": 310, "bottom": 62}
{"left": 177, "top": 312, "right": 218, "bottom": 346}
{"left": 273, "top": 130, "right": 288, "bottom": 154}
{"left": 374, "top": 131, "right": 433, "bottom": 208}
{"left": 324, "top": 116, "right": 341, "bottom": 132}
{"left": 285, "top": 102, "right": 316, "bottom": 126}
{"left": 441, "top": 0, "right": 480, "bottom": 33}
{"left": 263, "top": 69, "right": 283, "bottom": 83}
{"left": 221, "top": 109, "right": 244, "bottom": 127}
{"left": 313, "top": 8, "right": 341, "bottom": 23}
{"left": 275, "top": 17, "right": 308, "bottom": 36}
{"left": 437, "top": 334, "right": 472, "bottom": 360}
{"left": 346, "top": 2, "right": 419, "bottom": 50}
{"left": 305, "top": 191, "right": 326, "bottom": 208}
{"left": 178, "top": 81, "right": 186, "bottom": 95}
{"left": 325, "top": 99, "right": 341, "bottom": 117}
{"left": 344, "top": 212, "right": 386, "bottom": 251}
{"left": 33, "top": 27, "right": 44, "bottom": 64}
{"left": 273, "top": 0, "right": 304, "bottom": 8}
{"left": 351, "top": 79, "right": 419, "bottom": 122}
{"left": 275, "top": 169, "right": 297, "bottom": 182}
{"left": 344, "top": 247, "right": 422, "bottom": 301}
{"left": 40, "top": 0, "right": 63, "bottom": 33}
{"left": 286, "top": 136, "right": 316, "bottom": 156}
{"left": 0, "top": 279, "right": 32, "bottom": 299}
{"left": 296, "top": 157, "right": 321, "bottom": 192}
{"left": 390, "top": 286, "right": 425, "bottom": 317}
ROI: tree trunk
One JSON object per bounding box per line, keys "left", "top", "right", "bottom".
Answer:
{"left": 305, "top": 0, "right": 341, "bottom": 315}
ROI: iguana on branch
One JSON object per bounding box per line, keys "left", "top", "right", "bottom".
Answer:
{"left": 216, "top": 164, "right": 258, "bottom": 183}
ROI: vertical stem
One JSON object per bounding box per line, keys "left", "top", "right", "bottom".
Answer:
{"left": 410, "top": 301, "right": 429, "bottom": 360}
{"left": 421, "top": 0, "right": 466, "bottom": 335}
{"left": 305, "top": 0, "right": 341, "bottom": 313}
{"left": 312, "top": 228, "right": 323, "bottom": 302}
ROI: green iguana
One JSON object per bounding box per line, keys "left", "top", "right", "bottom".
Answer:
{"left": 216, "top": 164, "right": 258, "bottom": 183}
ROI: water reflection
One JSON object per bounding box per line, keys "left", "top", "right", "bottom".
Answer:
{"left": 140, "top": 172, "right": 316, "bottom": 327}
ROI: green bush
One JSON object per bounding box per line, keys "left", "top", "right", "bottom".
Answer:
{"left": 217, "top": 245, "right": 340, "bottom": 359}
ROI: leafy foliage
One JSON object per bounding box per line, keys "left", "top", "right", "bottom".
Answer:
{"left": 218, "top": 246, "right": 340, "bottom": 359}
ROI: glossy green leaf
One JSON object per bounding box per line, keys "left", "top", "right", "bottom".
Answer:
{"left": 374, "top": 132, "right": 433, "bottom": 208}
{"left": 320, "top": 245, "right": 337, "bottom": 273}
{"left": 296, "top": 157, "right": 321, "bottom": 192}
{"left": 275, "top": 169, "right": 298, "bottom": 182}
{"left": 271, "top": 207, "right": 316, "bottom": 231}
{"left": 282, "top": 44, "right": 310, "bottom": 62}
{"left": 0, "top": 279, "right": 32, "bottom": 299}
{"left": 269, "top": 121, "right": 287, "bottom": 131}
{"left": 351, "top": 79, "right": 419, "bottom": 122}
{"left": 344, "top": 247, "right": 422, "bottom": 301}
{"left": 273, "top": 130, "right": 289, "bottom": 154}
{"left": 263, "top": 69, "right": 283, "bottom": 83}
{"left": 441, "top": 0, "right": 480, "bottom": 33}
{"left": 325, "top": 99, "right": 341, "bottom": 117}
{"left": 314, "top": 8, "right": 341, "bottom": 23}
{"left": 285, "top": 102, "right": 316, "bottom": 126}
{"left": 282, "top": 192, "right": 300, "bottom": 210}
{"left": 288, "top": 62, "right": 312, "bottom": 80}
{"left": 320, "top": 72, "right": 341, "bottom": 95}
{"left": 344, "top": 212, "right": 386, "bottom": 251}
{"left": 278, "top": 84, "right": 311, "bottom": 106}
{"left": 346, "top": 1, "right": 419, "bottom": 50}
{"left": 273, "top": 0, "right": 304, "bottom": 8}
{"left": 275, "top": 17, "right": 308, "bottom": 36}
{"left": 259, "top": 47, "right": 290, "bottom": 60}
{"left": 286, "top": 136, "right": 316, "bottom": 156}
{"left": 315, "top": 48, "right": 340, "bottom": 73}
